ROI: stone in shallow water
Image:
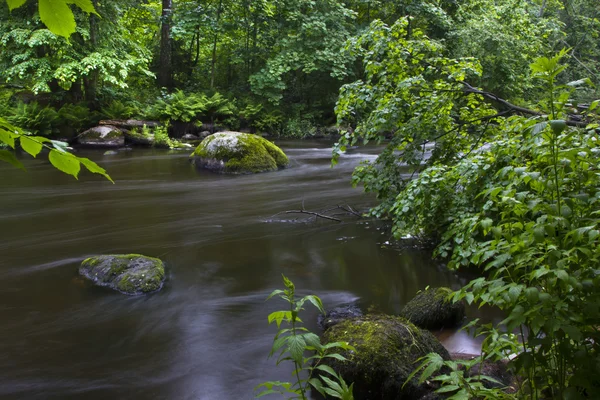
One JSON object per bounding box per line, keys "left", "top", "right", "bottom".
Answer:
{"left": 77, "top": 125, "right": 124, "bottom": 148}
{"left": 79, "top": 254, "right": 165, "bottom": 295}
{"left": 190, "top": 131, "right": 288, "bottom": 174}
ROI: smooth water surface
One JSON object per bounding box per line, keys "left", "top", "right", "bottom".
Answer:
{"left": 0, "top": 141, "right": 471, "bottom": 399}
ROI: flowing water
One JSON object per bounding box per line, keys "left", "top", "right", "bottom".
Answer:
{"left": 0, "top": 141, "right": 477, "bottom": 399}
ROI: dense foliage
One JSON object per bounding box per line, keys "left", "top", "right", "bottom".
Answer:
{"left": 335, "top": 15, "right": 599, "bottom": 399}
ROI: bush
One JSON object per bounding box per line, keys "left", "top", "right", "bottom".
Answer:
{"left": 7, "top": 102, "right": 58, "bottom": 136}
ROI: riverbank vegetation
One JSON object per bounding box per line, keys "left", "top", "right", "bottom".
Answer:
{"left": 2, "top": 0, "right": 600, "bottom": 398}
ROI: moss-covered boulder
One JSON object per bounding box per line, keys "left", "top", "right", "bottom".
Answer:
{"left": 400, "top": 287, "right": 465, "bottom": 330}
{"left": 321, "top": 315, "right": 451, "bottom": 399}
{"left": 79, "top": 254, "right": 165, "bottom": 295}
{"left": 76, "top": 125, "right": 125, "bottom": 148}
{"left": 190, "top": 131, "right": 288, "bottom": 174}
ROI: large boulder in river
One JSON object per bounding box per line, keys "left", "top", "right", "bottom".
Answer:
{"left": 76, "top": 125, "right": 124, "bottom": 148}
{"left": 321, "top": 315, "right": 451, "bottom": 399}
{"left": 400, "top": 287, "right": 465, "bottom": 330}
{"left": 79, "top": 254, "right": 165, "bottom": 295}
{"left": 190, "top": 131, "right": 288, "bottom": 174}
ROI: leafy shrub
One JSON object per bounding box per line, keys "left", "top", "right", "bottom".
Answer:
{"left": 57, "top": 103, "right": 97, "bottom": 132}
{"left": 100, "top": 100, "right": 139, "bottom": 120}
{"left": 281, "top": 118, "right": 318, "bottom": 138}
{"left": 147, "top": 90, "right": 207, "bottom": 123}
{"left": 203, "top": 92, "right": 236, "bottom": 124}
{"left": 7, "top": 102, "right": 59, "bottom": 136}
{"left": 393, "top": 53, "right": 600, "bottom": 398}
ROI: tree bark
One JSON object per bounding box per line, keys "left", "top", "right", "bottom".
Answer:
{"left": 210, "top": 0, "right": 223, "bottom": 89}
{"left": 84, "top": 0, "right": 99, "bottom": 108}
{"left": 158, "top": 0, "right": 173, "bottom": 89}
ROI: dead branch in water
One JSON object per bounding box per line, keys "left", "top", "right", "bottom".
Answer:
{"left": 273, "top": 204, "right": 364, "bottom": 223}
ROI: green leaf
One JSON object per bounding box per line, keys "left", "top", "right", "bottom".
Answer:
{"left": 266, "top": 289, "right": 285, "bottom": 301}
{"left": 287, "top": 335, "right": 306, "bottom": 365}
{"left": 6, "top": 0, "right": 27, "bottom": 11}
{"left": 0, "top": 149, "right": 25, "bottom": 170}
{"left": 38, "top": 0, "right": 76, "bottom": 38}
{"left": 309, "top": 378, "right": 326, "bottom": 396}
{"left": 48, "top": 149, "right": 80, "bottom": 179}
{"left": 304, "top": 295, "right": 325, "bottom": 314}
{"left": 315, "top": 364, "right": 338, "bottom": 377}
{"left": 50, "top": 140, "right": 70, "bottom": 152}
{"left": 0, "top": 128, "right": 16, "bottom": 148}
{"left": 550, "top": 120, "right": 567, "bottom": 135}
{"left": 320, "top": 375, "right": 343, "bottom": 394}
{"left": 436, "top": 384, "right": 460, "bottom": 393}
{"left": 65, "top": 0, "right": 99, "bottom": 15}
{"left": 268, "top": 311, "right": 291, "bottom": 328}
{"left": 20, "top": 136, "right": 46, "bottom": 158}
{"left": 79, "top": 157, "right": 114, "bottom": 183}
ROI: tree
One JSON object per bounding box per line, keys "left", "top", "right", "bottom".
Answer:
{"left": 158, "top": 0, "right": 173, "bottom": 89}
{"left": 1, "top": 0, "right": 112, "bottom": 181}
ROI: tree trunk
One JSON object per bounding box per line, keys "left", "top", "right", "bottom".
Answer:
{"left": 84, "top": 0, "right": 99, "bottom": 109}
{"left": 158, "top": 0, "right": 173, "bottom": 89}
{"left": 210, "top": 0, "right": 223, "bottom": 89}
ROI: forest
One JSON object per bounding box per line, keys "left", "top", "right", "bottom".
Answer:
{"left": 1, "top": 0, "right": 600, "bottom": 399}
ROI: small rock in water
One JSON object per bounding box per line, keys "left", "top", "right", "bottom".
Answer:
{"left": 79, "top": 254, "right": 165, "bottom": 295}
{"left": 103, "top": 150, "right": 119, "bottom": 156}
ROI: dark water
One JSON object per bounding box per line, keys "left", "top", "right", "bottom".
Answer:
{"left": 0, "top": 141, "right": 475, "bottom": 399}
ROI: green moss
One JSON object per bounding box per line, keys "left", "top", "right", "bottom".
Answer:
{"left": 400, "top": 287, "right": 465, "bottom": 330}
{"left": 190, "top": 132, "right": 289, "bottom": 174}
{"left": 321, "top": 315, "right": 450, "bottom": 399}
{"left": 79, "top": 254, "right": 165, "bottom": 295}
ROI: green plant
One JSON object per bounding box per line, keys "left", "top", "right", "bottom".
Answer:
{"left": 203, "top": 92, "right": 236, "bottom": 125}
{"left": 7, "top": 102, "right": 59, "bottom": 136}
{"left": 256, "top": 275, "right": 355, "bottom": 399}
{"left": 406, "top": 352, "right": 514, "bottom": 400}
{"left": 149, "top": 90, "right": 207, "bottom": 123}
{"left": 0, "top": 117, "right": 112, "bottom": 182}
{"left": 281, "top": 118, "right": 318, "bottom": 139}
{"left": 151, "top": 124, "right": 182, "bottom": 149}
{"left": 396, "top": 53, "right": 600, "bottom": 398}
{"left": 57, "top": 103, "right": 96, "bottom": 132}
{"left": 100, "top": 100, "right": 139, "bottom": 120}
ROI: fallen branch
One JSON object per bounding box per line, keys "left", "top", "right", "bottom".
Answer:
{"left": 273, "top": 204, "right": 363, "bottom": 223}
{"left": 282, "top": 209, "right": 342, "bottom": 222}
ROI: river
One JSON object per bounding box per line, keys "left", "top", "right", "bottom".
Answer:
{"left": 0, "top": 140, "right": 475, "bottom": 399}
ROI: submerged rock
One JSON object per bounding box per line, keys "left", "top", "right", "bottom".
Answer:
{"left": 190, "top": 131, "right": 288, "bottom": 174}
{"left": 79, "top": 254, "right": 165, "bottom": 295}
{"left": 321, "top": 315, "right": 451, "bottom": 399}
{"left": 76, "top": 125, "right": 124, "bottom": 148}
{"left": 400, "top": 287, "right": 465, "bottom": 330}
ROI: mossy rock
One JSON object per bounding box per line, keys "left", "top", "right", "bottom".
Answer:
{"left": 321, "top": 315, "right": 451, "bottom": 399}
{"left": 123, "top": 129, "right": 154, "bottom": 146}
{"left": 79, "top": 254, "right": 165, "bottom": 295}
{"left": 400, "top": 287, "right": 465, "bottom": 330}
{"left": 77, "top": 125, "right": 124, "bottom": 148}
{"left": 190, "top": 131, "right": 288, "bottom": 174}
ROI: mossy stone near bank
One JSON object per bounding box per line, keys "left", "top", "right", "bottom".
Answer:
{"left": 321, "top": 315, "right": 451, "bottom": 399}
{"left": 79, "top": 254, "right": 165, "bottom": 295}
{"left": 400, "top": 287, "right": 466, "bottom": 330}
{"left": 190, "top": 131, "right": 288, "bottom": 174}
